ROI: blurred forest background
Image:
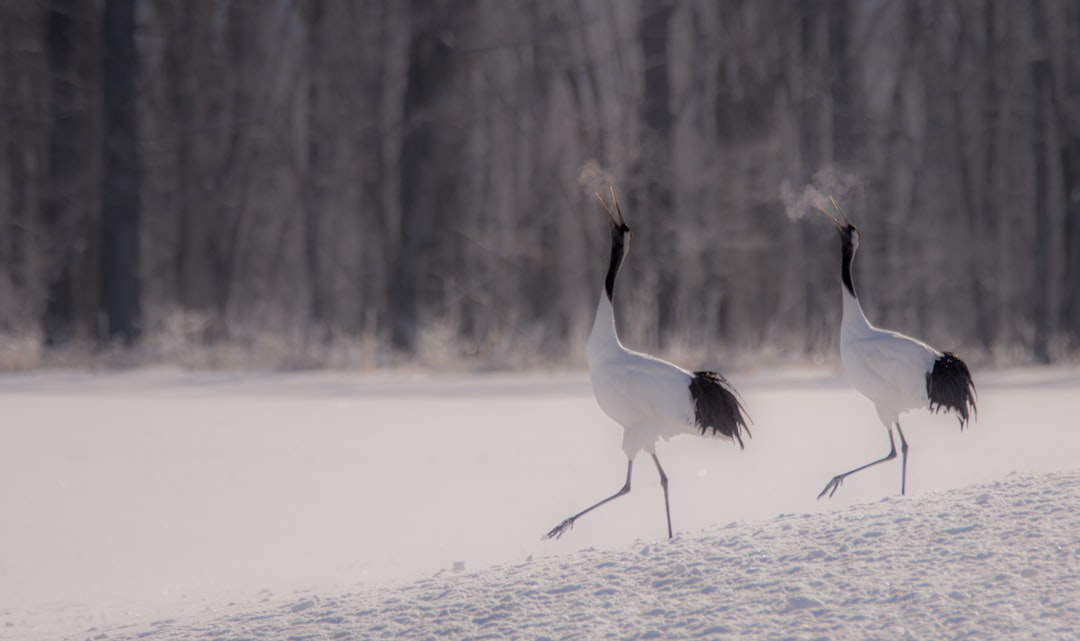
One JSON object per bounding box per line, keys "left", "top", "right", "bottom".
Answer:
{"left": 1, "top": 0, "right": 1079, "bottom": 369}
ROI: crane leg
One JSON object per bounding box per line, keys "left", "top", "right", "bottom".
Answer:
{"left": 896, "top": 422, "right": 909, "bottom": 495}
{"left": 543, "top": 458, "right": 633, "bottom": 540}
{"left": 650, "top": 452, "right": 673, "bottom": 539}
{"left": 817, "top": 427, "right": 898, "bottom": 499}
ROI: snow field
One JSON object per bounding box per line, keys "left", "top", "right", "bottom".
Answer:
{"left": 0, "top": 367, "right": 1077, "bottom": 639}
{"left": 92, "top": 470, "right": 1080, "bottom": 640}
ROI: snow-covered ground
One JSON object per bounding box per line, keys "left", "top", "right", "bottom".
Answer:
{"left": 86, "top": 470, "right": 1080, "bottom": 640}
{"left": 1, "top": 366, "right": 1078, "bottom": 640}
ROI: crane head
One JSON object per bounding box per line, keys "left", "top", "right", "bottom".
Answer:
{"left": 595, "top": 187, "right": 633, "bottom": 247}
{"left": 815, "top": 196, "right": 860, "bottom": 249}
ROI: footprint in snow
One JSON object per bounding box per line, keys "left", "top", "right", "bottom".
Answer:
{"left": 780, "top": 595, "right": 824, "bottom": 613}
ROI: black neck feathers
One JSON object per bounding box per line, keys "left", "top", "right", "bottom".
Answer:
{"left": 604, "top": 226, "right": 629, "bottom": 301}
{"left": 840, "top": 231, "right": 856, "bottom": 298}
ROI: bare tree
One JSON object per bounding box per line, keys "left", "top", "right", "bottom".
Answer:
{"left": 42, "top": 0, "right": 97, "bottom": 345}
{"left": 636, "top": 0, "right": 677, "bottom": 346}
{"left": 100, "top": 0, "right": 140, "bottom": 344}
{"left": 1030, "top": 0, "right": 1052, "bottom": 363}
{"left": 303, "top": 0, "right": 327, "bottom": 335}
{"left": 0, "top": 2, "right": 48, "bottom": 331}
{"left": 391, "top": 0, "right": 472, "bottom": 353}
{"left": 1057, "top": 2, "right": 1080, "bottom": 347}
{"left": 2, "top": 0, "right": 1080, "bottom": 366}
{"left": 163, "top": 0, "right": 201, "bottom": 314}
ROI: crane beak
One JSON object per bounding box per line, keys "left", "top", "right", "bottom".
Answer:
{"left": 814, "top": 195, "right": 850, "bottom": 233}
{"left": 595, "top": 186, "right": 627, "bottom": 230}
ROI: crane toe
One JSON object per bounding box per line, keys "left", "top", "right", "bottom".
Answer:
{"left": 817, "top": 475, "right": 845, "bottom": 500}
{"left": 542, "top": 518, "right": 575, "bottom": 540}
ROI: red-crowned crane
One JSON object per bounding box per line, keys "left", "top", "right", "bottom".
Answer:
{"left": 543, "top": 188, "right": 750, "bottom": 540}
{"left": 815, "top": 198, "right": 977, "bottom": 499}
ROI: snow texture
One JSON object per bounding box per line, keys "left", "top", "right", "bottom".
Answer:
{"left": 60, "top": 471, "right": 1080, "bottom": 640}
{"left": 1, "top": 367, "right": 1079, "bottom": 640}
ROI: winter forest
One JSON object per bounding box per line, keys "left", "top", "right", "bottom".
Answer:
{"left": 2, "top": 0, "right": 1080, "bottom": 370}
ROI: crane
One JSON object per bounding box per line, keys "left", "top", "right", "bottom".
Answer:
{"left": 815, "top": 197, "right": 977, "bottom": 499}
{"left": 543, "top": 188, "right": 750, "bottom": 540}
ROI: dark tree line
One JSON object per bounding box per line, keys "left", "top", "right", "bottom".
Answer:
{"left": 1, "top": 0, "right": 1079, "bottom": 368}
{"left": 5, "top": 0, "right": 138, "bottom": 349}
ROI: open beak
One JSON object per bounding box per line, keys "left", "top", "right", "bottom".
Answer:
{"left": 814, "top": 195, "right": 850, "bottom": 233}
{"left": 595, "top": 186, "right": 626, "bottom": 230}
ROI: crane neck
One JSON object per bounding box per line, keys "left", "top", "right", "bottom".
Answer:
{"left": 841, "top": 235, "right": 857, "bottom": 298}
{"left": 841, "top": 285, "right": 872, "bottom": 334}
{"left": 604, "top": 234, "right": 627, "bottom": 301}
{"left": 589, "top": 232, "right": 628, "bottom": 362}
{"left": 588, "top": 294, "right": 622, "bottom": 361}
{"left": 839, "top": 239, "right": 871, "bottom": 334}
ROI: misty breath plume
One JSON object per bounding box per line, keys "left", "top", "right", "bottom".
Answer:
{"left": 578, "top": 160, "right": 616, "bottom": 197}
{"left": 779, "top": 168, "right": 859, "bottom": 221}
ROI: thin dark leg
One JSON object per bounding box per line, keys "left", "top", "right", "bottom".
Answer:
{"left": 543, "top": 458, "right": 633, "bottom": 540}
{"left": 650, "top": 452, "right": 673, "bottom": 539}
{"left": 896, "top": 422, "right": 909, "bottom": 496}
{"left": 817, "top": 427, "right": 898, "bottom": 499}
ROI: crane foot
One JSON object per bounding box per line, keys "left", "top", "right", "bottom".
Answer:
{"left": 817, "top": 475, "right": 845, "bottom": 500}
{"left": 542, "top": 518, "right": 575, "bottom": 540}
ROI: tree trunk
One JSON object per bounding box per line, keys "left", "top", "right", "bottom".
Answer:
{"left": 212, "top": 1, "right": 255, "bottom": 327}
{"left": 391, "top": 0, "right": 466, "bottom": 353}
{"left": 828, "top": 0, "right": 854, "bottom": 165}
{"left": 950, "top": 6, "right": 994, "bottom": 352}
{"left": 43, "top": 0, "right": 95, "bottom": 345}
{"left": 981, "top": 0, "right": 1001, "bottom": 348}
{"left": 304, "top": 0, "right": 327, "bottom": 334}
{"left": 357, "top": 0, "right": 392, "bottom": 336}
{"left": 796, "top": 0, "right": 826, "bottom": 353}
{"left": 1030, "top": 0, "right": 1052, "bottom": 363}
{"left": 1, "top": 3, "right": 46, "bottom": 327}
{"left": 1057, "top": 3, "right": 1080, "bottom": 347}
{"left": 168, "top": 1, "right": 202, "bottom": 312}
{"left": 639, "top": 0, "right": 676, "bottom": 347}
{"left": 1064, "top": 136, "right": 1080, "bottom": 344}
{"left": 100, "top": 0, "right": 140, "bottom": 344}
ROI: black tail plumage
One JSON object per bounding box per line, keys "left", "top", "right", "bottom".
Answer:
{"left": 926, "top": 352, "right": 977, "bottom": 429}
{"left": 689, "top": 371, "right": 751, "bottom": 448}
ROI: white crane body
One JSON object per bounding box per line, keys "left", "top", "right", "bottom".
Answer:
{"left": 587, "top": 296, "right": 698, "bottom": 456}
{"left": 840, "top": 289, "right": 938, "bottom": 427}
{"left": 544, "top": 189, "right": 749, "bottom": 540}
{"left": 816, "top": 199, "right": 977, "bottom": 499}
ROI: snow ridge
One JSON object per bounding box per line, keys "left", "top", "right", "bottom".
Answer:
{"left": 101, "top": 470, "right": 1080, "bottom": 641}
